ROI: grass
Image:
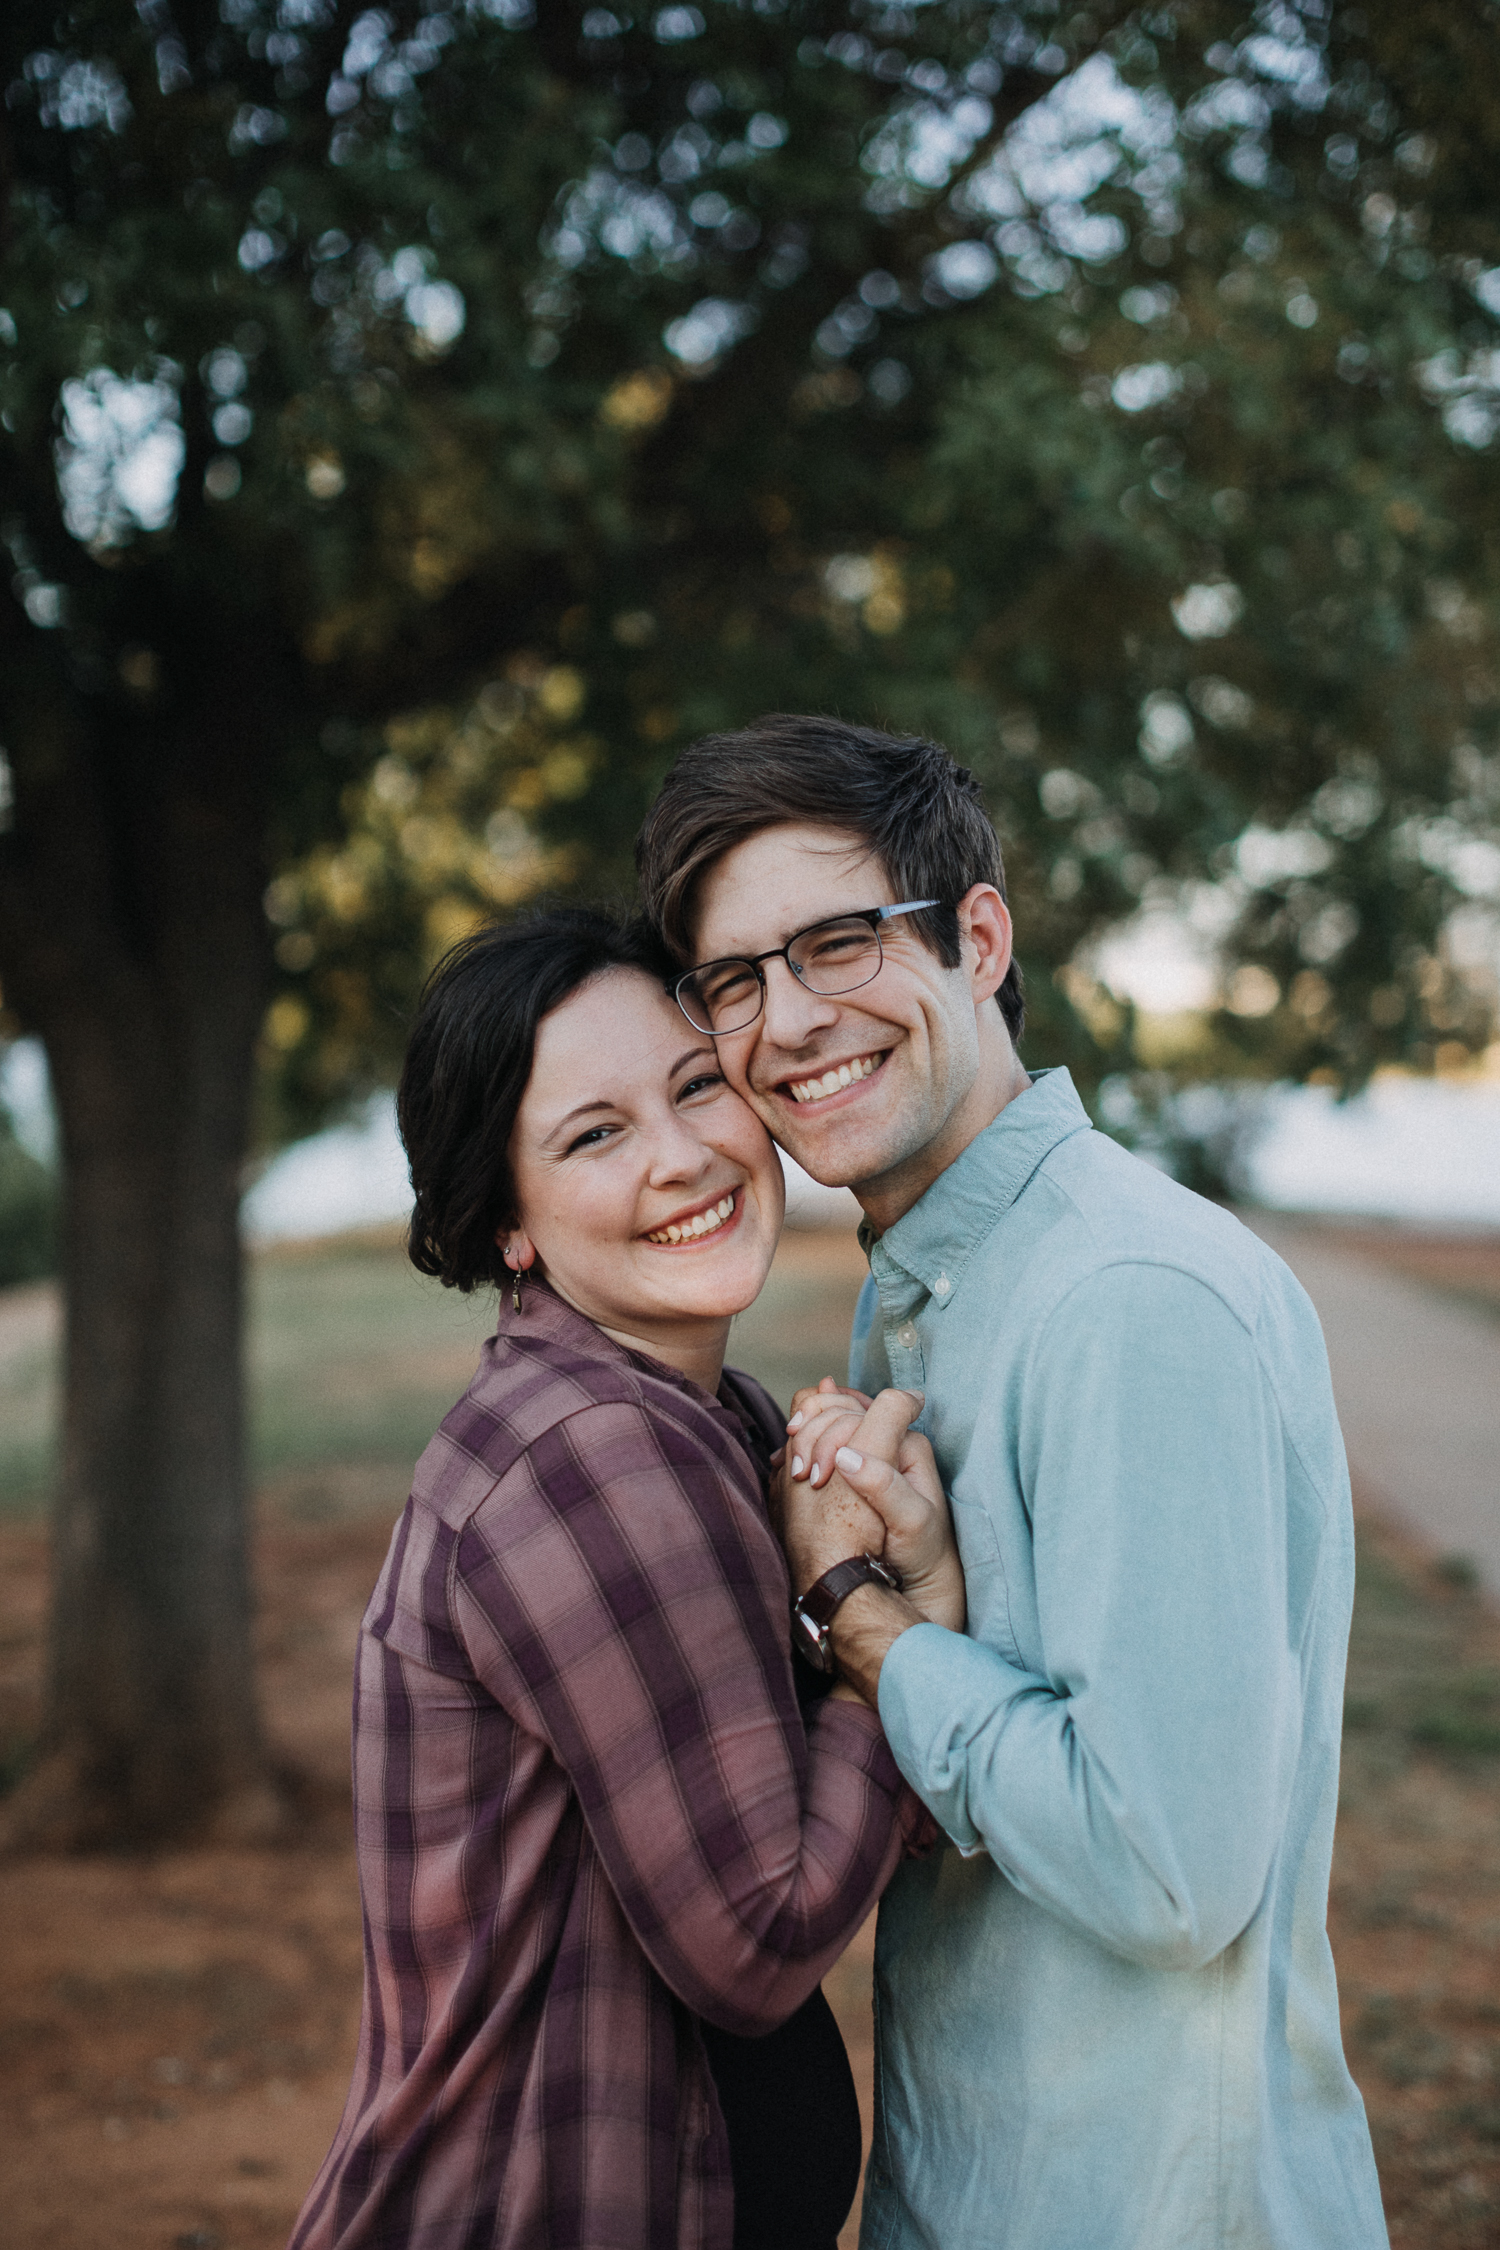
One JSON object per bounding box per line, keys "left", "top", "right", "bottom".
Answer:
{"left": 0, "top": 1224, "right": 869, "bottom": 1520}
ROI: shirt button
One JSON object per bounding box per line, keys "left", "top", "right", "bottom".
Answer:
{"left": 934, "top": 1273, "right": 951, "bottom": 1297}
{"left": 897, "top": 1323, "right": 918, "bottom": 1347}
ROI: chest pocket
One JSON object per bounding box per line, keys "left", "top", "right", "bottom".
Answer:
{"left": 948, "top": 1494, "right": 1001, "bottom": 1572}
{"left": 948, "top": 1493, "right": 1029, "bottom": 1662}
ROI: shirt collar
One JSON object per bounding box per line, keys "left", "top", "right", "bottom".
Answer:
{"left": 858, "top": 1067, "right": 1092, "bottom": 1308}
{"left": 494, "top": 1271, "right": 767, "bottom": 1467}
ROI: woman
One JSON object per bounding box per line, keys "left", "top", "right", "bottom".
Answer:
{"left": 289, "top": 909, "right": 946, "bottom": 2250}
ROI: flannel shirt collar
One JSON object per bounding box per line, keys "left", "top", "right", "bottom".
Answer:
{"left": 496, "top": 1269, "right": 771, "bottom": 1473}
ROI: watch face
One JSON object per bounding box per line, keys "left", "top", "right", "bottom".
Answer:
{"left": 791, "top": 1606, "right": 835, "bottom": 1674}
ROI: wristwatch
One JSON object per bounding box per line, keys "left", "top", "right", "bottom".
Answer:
{"left": 791, "top": 1553, "right": 904, "bottom": 1676}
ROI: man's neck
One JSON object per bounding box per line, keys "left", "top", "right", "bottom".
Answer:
{"left": 854, "top": 1044, "right": 1032, "bottom": 1237}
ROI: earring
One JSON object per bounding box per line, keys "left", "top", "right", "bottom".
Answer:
{"left": 504, "top": 1246, "right": 528, "bottom": 1313}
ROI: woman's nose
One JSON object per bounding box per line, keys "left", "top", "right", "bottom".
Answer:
{"left": 645, "top": 1109, "right": 714, "bottom": 1182}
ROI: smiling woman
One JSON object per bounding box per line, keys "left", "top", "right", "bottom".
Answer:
{"left": 290, "top": 908, "right": 921, "bottom": 2250}
{"left": 499, "top": 931, "right": 786, "bottom": 1393}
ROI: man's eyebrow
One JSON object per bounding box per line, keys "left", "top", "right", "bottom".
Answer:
{"left": 695, "top": 920, "right": 802, "bottom": 962}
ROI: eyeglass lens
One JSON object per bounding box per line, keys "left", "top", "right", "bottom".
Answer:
{"left": 680, "top": 916, "right": 885, "bottom": 1034}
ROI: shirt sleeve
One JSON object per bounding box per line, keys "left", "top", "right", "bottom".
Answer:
{"left": 877, "top": 1261, "right": 1304, "bottom": 1971}
{"left": 449, "top": 1397, "right": 907, "bottom": 2034}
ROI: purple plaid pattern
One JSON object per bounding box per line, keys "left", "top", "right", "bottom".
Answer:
{"left": 289, "top": 1280, "right": 910, "bottom": 2250}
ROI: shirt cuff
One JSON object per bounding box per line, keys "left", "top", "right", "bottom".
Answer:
{"left": 876, "top": 1620, "right": 1042, "bottom": 1854}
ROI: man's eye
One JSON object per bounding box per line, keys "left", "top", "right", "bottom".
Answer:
{"left": 701, "top": 964, "right": 757, "bottom": 1005}
{"left": 802, "top": 929, "right": 872, "bottom": 964}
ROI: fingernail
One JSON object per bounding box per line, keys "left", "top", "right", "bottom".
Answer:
{"left": 790, "top": 1455, "right": 804, "bottom": 1478}
{"left": 809, "top": 1464, "right": 822, "bottom": 1486}
{"left": 835, "top": 1447, "right": 863, "bottom": 1472}
{"left": 787, "top": 1411, "right": 803, "bottom": 1432}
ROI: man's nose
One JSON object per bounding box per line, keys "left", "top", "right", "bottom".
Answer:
{"left": 758, "top": 955, "right": 842, "bottom": 1048}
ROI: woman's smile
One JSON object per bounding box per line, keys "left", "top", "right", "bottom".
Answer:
{"left": 642, "top": 1187, "right": 741, "bottom": 1247}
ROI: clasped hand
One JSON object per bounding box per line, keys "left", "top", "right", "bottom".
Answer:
{"left": 772, "top": 1380, "right": 966, "bottom": 1641}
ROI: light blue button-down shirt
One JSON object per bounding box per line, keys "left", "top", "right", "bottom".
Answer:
{"left": 851, "top": 1068, "right": 1387, "bottom": 2250}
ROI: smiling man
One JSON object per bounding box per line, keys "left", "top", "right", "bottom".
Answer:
{"left": 636, "top": 715, "right": 1387, "bottom": 2250}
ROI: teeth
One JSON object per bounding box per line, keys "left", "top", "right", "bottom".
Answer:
{"left": 789, "top": 1053, "right": 883, "bottom": 1104}
{"left": 646, "top": 1193, "right": 737, "bottom": 1246}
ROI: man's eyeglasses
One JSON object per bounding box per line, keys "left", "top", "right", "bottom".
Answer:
{"left": 673, "top": 901, "right": 941, "bottom": 1037}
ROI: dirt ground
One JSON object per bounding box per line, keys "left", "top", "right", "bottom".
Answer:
{"left": 1, "top": 1230, "right": 1498, "bottom": 2248}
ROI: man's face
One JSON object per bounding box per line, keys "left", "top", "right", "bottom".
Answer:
{"left": 690, "top": 823, "right": 997, "bottom": 1208}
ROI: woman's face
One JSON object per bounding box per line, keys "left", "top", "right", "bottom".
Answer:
{"left": 507, "top": 968, "right": 785, "bottom": 1347}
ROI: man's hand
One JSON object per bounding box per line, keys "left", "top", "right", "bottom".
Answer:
{"left": 832, "top": 1419, "right": 966, "bottom": 1638}
{"left": 773, "top": 1432, "right": 888, "bottom": 1597}
{"left": 774, "top": 1389, "right": 966, "bottom": 1707}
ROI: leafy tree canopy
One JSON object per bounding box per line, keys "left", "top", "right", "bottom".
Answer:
{"left": 4, "top": 0, "right": 1499, "bottom": 1131}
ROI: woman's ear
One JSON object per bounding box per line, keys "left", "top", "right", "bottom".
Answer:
{"left": 497, "top": 1231, "right": 536, "bottom": 1273}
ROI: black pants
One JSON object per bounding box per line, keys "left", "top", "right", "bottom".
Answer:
{"left": 700, "top": 1985, "right": 863, "bottom": 2250}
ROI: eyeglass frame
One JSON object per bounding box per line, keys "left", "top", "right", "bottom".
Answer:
{"left": 672, "top": 900, "right": 942, "bottom": 1036}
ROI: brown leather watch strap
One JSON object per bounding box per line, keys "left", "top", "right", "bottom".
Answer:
{"left": 798, "top": 1552, "right": 904, "bottom": 1627}
{"left": 791, "top": 1553, "right": 904, "bottom": 1674}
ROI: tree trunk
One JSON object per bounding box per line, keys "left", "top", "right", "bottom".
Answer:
{"left": 0, "top": 643, "right": 283, "bottom": 1848}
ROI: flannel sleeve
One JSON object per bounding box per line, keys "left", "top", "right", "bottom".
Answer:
{"left": 449, "top": 1397, "right": 907, "bottom": 2034}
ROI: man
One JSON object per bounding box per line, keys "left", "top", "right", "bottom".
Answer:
{"left": 635, "top": 715, "right": 1388, "bottom": 2250}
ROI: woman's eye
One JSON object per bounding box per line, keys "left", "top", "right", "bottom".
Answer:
{"left": 566, "top": 1124, "right": 617, "bottom": 1153}
{"left": 679, "top": 1073, "right": 725, "bottom": 1101}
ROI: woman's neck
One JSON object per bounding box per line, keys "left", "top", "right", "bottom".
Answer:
{"left": 592, "top": 1318, "right": 732, "bottom": 1395}
{"left": 538, "top": 1273, "right": 733, "bottom": 1395}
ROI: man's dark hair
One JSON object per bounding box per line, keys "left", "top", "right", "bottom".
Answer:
{"left": 635, "top": 714, "right": 1024, "bottom": 1045}
{"left": 398, "top": 907, "right": 674, "bottom": 1292}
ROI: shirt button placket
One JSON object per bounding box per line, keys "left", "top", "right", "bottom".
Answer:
{"left": 887, "top": 1319, "right": 925, "bottom": 1387}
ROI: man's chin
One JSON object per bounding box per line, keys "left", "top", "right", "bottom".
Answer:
{"left": 765, "top": 1115, "right": 895, "bottom": 1195}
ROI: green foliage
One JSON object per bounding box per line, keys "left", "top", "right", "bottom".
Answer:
{"left": 0, "top": 1108, "right": 57, "bottom": 1287}
{"left": 2, "top": 0, "right": 1498, "bottom": 1138}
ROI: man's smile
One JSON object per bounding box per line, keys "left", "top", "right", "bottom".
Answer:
{"left": 780, "top": 1050, "right": 889, "bottom": 1106}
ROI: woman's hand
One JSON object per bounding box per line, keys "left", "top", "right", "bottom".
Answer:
{"left": 777, "top": 1389, "right": 966, "bottom": 1639}
{"left": 784, "top": 1378, "right": 875, "bottom": 1488}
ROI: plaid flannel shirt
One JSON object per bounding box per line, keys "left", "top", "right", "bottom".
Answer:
{"left": 289, "top": 1278, "right": 911, "bottom": 2250}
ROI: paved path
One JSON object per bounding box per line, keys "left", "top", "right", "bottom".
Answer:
{"left": 1245, "top": 1215, "right": 1500, "bottom": 1599}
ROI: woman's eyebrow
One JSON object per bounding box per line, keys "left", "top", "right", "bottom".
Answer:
{"left": 540, "top": 1097, "right": 619, "bottom": 1143}
{"left": 668, "top": 1043, "right": 716, "bottom": 1078}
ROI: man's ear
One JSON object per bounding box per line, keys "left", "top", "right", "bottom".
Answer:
{"left": 956, "top": 884, "right": 1012, "bottom": 1006}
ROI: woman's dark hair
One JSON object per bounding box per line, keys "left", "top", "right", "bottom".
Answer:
{"left": 635, "top": 713, "right": 1024, "bottom": 1045}
{"left": 398, "top": 908, "right": 675, "bottom": 1292}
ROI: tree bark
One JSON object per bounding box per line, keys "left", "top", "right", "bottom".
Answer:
{"left": 0, "top": 629, "right": 284, "bottom": 1848}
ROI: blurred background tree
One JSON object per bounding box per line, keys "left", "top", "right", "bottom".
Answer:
{"left": 1, "top": 0, "right": 1496, "bottom": 1842}
{"left": 0, "top": 1105, "right": 57, "bottom": 1286}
